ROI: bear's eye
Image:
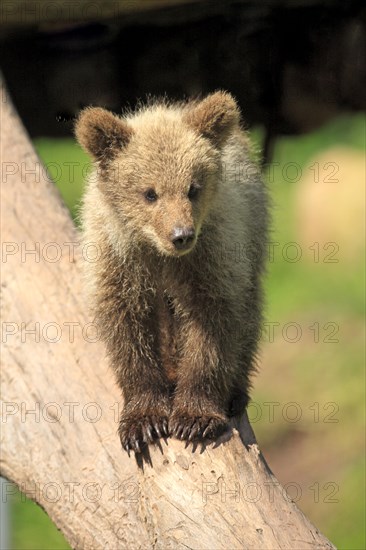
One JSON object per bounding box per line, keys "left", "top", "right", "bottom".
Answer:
{"left": 188, "top": 183, "right": 201, "bottom": 200}
{"left": 144, "top": 188, "right": 158, "bottom": 202}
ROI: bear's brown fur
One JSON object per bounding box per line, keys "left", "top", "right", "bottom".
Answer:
{"left": 75, "top": 92, "right": 269, "bottom": 453}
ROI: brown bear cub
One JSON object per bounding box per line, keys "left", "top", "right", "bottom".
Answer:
{"left": 75, "top": 92, "right": 268, "bottom": 454}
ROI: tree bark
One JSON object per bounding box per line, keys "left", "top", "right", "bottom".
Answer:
{"left": 0, "top": 75, "right": 335, "bottom": 550}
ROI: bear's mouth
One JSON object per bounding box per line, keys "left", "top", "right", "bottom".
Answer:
{"left": 172, "top": 238, "right": 197, "bottom": 256}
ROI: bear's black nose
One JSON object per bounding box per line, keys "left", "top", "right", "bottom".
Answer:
{"left": 172, "top": 227, "right": 195, "bottom": 250}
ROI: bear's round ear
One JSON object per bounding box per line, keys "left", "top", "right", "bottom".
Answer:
{"left": 75, "top": 107, "right": 133, "bottom": 162}
{"left": 183, "top": 91, "right": 240, "bottom": 147}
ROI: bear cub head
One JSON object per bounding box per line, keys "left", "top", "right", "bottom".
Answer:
{"left": 75, "top": 91, "right": 240, "bottom": 257}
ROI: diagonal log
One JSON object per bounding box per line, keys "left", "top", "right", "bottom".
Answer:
{"left": 0, "top": 75, "right": 335, "bottom": 550}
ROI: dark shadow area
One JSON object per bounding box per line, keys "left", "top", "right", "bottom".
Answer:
{"left": 0, "top": 1, "right": 365, "bottom": 162}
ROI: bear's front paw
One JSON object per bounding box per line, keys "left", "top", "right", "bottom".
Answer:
{"left": 169, "top": 412, "right": 228, "bottom": 442}
{"left": 119, "top": 414, "right": 169, "bottom": 454}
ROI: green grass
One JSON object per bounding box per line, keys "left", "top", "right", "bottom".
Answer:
{"left": 10, "top": 113, "right": 365, "bottom": 549}
{"left": 252, "top": 113, "right": 365, "bottom": 550}
{"left": 327, "top": 457, "right": 366, "bottom": 550}
{"left": 34, "top": 138, "right": 89, "bottom": 222}
{"left": 257, "top": 112, "right": 365, "bottom": 320}
{"left": 9, "top": 489, "right": 70, "bottom": 549}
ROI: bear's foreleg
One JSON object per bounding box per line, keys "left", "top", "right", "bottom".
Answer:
{"left": 94, "top": 254, "right": 172, "bottom": 453}
{"left": 169, "top": 302, "right": 242, "bottom": 441}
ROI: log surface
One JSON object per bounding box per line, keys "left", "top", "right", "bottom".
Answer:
{"left": 0, "top": 76, "right": 335, "bottom": 549}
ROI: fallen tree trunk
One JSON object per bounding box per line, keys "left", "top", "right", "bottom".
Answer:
{"left": 0, "top": 75, "right": 335, "bottom": 550}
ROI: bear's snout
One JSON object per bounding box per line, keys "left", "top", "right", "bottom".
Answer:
{"left": 171, "top": 226, "right": 195, "bottom": 251}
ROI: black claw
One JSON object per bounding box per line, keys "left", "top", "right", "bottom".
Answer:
{"left": 132, "top": 437, "right": 141, "bottom": 454}
{"left": 163, "top": 420, "right": 169, "bottom": 435}
{"left": 202, "top": 423, "right": 212, "bottom": 439}
{"left": 188, "top": 423, "right": 199, "bottom": 441}
{"left": 175, "top": 425, "right": 183, "bottom": 438}
{"left": 146, "top": 425, "right": 154, "bottom": 442}
{"left": 124, "top": 444, "right": 131, "bottom": 457}
{"left": 181, "top": 425, "right": 191, "bottom": 439}
{"left": 154, "top": 422, "right": 162, "bottom": 438}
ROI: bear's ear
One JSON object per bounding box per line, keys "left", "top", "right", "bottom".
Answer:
{"left": 75, "top": 107, "right": 133, "bottom": 162}
{"left": 183, "top": 91, "right": 240, "bottom": 147}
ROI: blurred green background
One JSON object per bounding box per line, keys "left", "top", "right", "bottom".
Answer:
{"left": 8, "top": 112, "right": 365, "bottom": 549}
